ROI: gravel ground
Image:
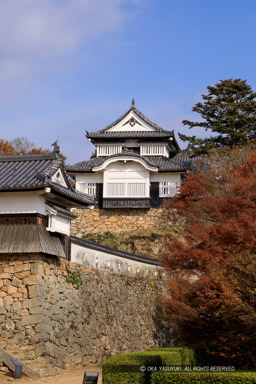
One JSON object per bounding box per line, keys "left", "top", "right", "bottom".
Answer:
{"left": 0, "top": 365, "right": 102, "bottom": 384}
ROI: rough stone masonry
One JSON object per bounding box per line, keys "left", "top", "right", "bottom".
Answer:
{"left": 71, "top": 207, "right": 178, "bottom": 237}
{"left": 0, "top": 253, "right": 172, "bottom": 369}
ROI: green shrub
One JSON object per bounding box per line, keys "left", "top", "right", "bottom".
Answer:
{"left": 146, "top": 347, "right": 196, "bottom": 366}
{"left": 151, "top": 371, "right": 256, "bottom": 384}
{"left": 102, "top": 351, "right": 162, "bottom": 384}
{"left": 102, "top": 347, "right": 196, "bottom": 384}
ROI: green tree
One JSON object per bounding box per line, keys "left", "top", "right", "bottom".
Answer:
{"left": 179, "top": 79, "right": 256, "bottom": 155}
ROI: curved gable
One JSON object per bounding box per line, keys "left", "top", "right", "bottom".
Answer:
{"left": 92, "top": 156, "right": 158, "bottom": 172}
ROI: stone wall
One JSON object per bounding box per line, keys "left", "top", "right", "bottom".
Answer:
{"left": 0, "top": 254, "right": 172, "bottom": 368}
{"left": 71, "top": 207, "right": 178, "bottom": 237}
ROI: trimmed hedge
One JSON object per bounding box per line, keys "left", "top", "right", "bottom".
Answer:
{"left": 151, "top": 371, "right": 256, "bottom": 384}
{"left": 102, "top": 351, "right": 162, "bottom": 384}
{"left": 146, "top": 347, "right": 196, "bottom": 366}
{"left": 102, "top": 347, "right": 195, "bottom": 384}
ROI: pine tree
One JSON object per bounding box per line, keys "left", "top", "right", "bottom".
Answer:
{"left": 179, "top": 79, "right": 256, "bottom": 155}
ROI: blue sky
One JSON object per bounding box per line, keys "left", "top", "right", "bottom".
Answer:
{"left": 0, "top": 0, "right": 256, "bottom": 163}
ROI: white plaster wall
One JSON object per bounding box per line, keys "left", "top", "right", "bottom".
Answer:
{"left": 125, "top": 140, "right": 139, "bottom": 147}
{"left": 0, "top": 192, "right": 46, "bottom": 214}
{"left": 48, "top": 215, "right": 70, "bottom": 236}
{"left": 76, "top": 173, "right": 103, "bottom": 184}
{"left": 51, "top": 169, "right": 68, "bottom": 187}
{"left": 108, "top": 111, "right": 153, "bottom": 132}
{"left": 71, "top": 242, "right": 161, "bottom": 277}
{"left": 105, "top": 161, "right": 149, "bottom": 177}
{"left": 103, "top": 162, "right": 150, "bottom": 197}
{"left": 150, "top": 172, "right": 181, "bottom": 184}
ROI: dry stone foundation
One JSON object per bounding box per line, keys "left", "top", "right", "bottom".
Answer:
{"left": 0, "top": 254, "right": 172, "bottom": 369}
{"left": 71, "top": 207, "right": 178, "bottom": 237}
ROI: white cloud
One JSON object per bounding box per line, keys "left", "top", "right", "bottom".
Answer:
{"left": 0, "top": 0, "right": 139, "bottom": 83}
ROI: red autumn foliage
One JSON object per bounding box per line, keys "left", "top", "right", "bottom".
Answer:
{"left": 163, "top": 146, "right": 256, "bottom": 369}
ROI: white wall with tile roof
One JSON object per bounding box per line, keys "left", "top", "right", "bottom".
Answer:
{"left": 0, "top": 191, "right": 46, "bottom": 214}
{"left": 76, "top": 172, "right": 103, "bottom": 184}
{"left": 71, "top": 242, "right": 161, "bottom": 277}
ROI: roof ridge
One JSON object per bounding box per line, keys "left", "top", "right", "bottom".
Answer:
{"left": 0, "top": 152, "right": 57, "bottom": 162}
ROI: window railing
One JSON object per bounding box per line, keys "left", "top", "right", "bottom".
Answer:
{"left": 105, "top": 182, "right": 147, "bottom": 197}
{"left": 97, "top": 144, "right": 122, "bottom": 156}
{"left": 106, "top": 183, "right": 126, "bottom": 197}
{"left": 140, "top": 144, "right": 166, "bottom": 156}
{"left": 77, "top": 182, "right": 96, "bottom": 196}
{"left": 159, "top": 182, "right": 179, "bottom": 197}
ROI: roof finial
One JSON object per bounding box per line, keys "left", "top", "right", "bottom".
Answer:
{"left": 51, "top": 140, "right": 60, "bottom": 154}
{"left": 131, "top": 98, "right": 135, "bottom": 108}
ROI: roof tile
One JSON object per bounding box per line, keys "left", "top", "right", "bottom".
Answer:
{"left": 67, "top": 152, "right": 190, "bottom": 173}
{"left": 0, "top": 152, "right": 93, "bottom": 205}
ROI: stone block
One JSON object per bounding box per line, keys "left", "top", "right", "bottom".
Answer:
{"left": 35, "top": 342, "right": 46, "bottom": 357}
{"left": 30, "top": 332, "right": 44, "bottom": 343}
{"left": 12, "top": 277, "right": 22, "bottom": 288}
{"left": 18, "top": 313, "right": 44, "bottom": 327}
{"left": 23, "top": 297, "right": 42, "bottom": 309}
{"left": 0, "top": 273, "right": 11, "bottom": 279}
{"left": 11, "top": 301, "right": 21, "bottom": 312}
{"left": 11, "top": 333, "right": 25, "bottom": 344}
{"left": 5, "top": 318, "right": 15, "bottom": 330}
{"left": 28, "top": 285, "right": 44, "bottom": 298}
{"left": 19, "top": 287, "right": 27, "bottom": 294}
{"left": 3, "top": 296, "right": 14, "bottom": 306}
{"left": 0, "top": 307, "right": 7, "bottom": 315}
{"left": 14, "top": 264, "right": 24, "bottom": 273}
{"left": 31, "top": 263, "right": 44, "bottom": 276}
{"left": 16, "top": 271, "right": 30, "bottom": 279}
{"left": 22, "top": 264, "right": 31, "bottom": 271}
{"left": 29, "top": 306, "right": 42, "bottom": 315}
{"left": 17, "top": 309, "right": 29, "bottom": 317}
{"left": 4, "top": 266, "right": 14, "bottom": 273}
{"left": 23, "top": 275, "right": 39, "bottom": 286}
{"left": 7, "top": 285, "right": 18, "bottom": 295}
{"left": 45, "top": 342, "right": 59, "bottom": 358}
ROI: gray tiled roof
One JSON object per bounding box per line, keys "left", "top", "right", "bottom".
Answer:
{"left": 49, "top": 182, "right": 93, "bottom": 204}
{"left": 147, "top": 156, "right": 188, "bottom": 172}
{"left": 46, "top": 201, "right": 77, "bottom": 219}
{"left": 87, "top": 131, "right": 174, "bottom": 139}
{"left": 67, "top": 152, "right": 188, "bottom": 173}
{"left": 91, "top": 105, "right": 167, "bottom": 132}
{"left": 0, "top": 152, "right": 93, "bottom": 205}
{"left": 0, "top": 153, "right": 60, "bottom": 189}
{"left": 71, "top": 236, "right": 160, "bottom": 266}
{"left": 86, "top": 104, "right": 175, "bottom": 141}
{"left": 171, "top": 153, "right": 204, "bottom": 167}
